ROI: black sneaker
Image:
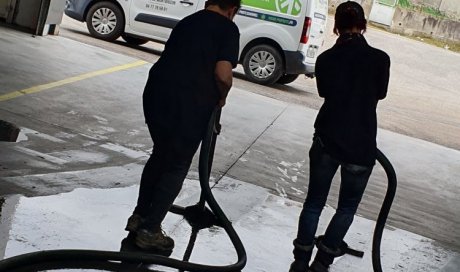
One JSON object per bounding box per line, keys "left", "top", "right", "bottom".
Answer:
{"left": 289, "top": 260, "right": 309, "bottom": 272}
{"left": 308, "top": 260, "right": 329, "bottom": 272}
{"left": 125, "top": 214, "right": 144, "bottom": 232}
{"left": 135, "top": 228, "right": 175, "bottom": 251}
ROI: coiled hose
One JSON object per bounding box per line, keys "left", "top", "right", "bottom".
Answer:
{"left": 0, "top": 107, "right": 246, "bottom": 272}
{"left": 0, "top": 108, "right": 397, "bottom": 272}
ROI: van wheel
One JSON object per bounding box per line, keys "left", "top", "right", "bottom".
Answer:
{"left": 243, "top": 44, "right": 283, "bottom": 85}
{"left": 86, "top": 1, "right": 124, "bottom": 41}
{"left": 122, "top": 35, "right": 148, "bottom": 45}
{"left": 277, "top": 74, "right": 299, "bottom": 84}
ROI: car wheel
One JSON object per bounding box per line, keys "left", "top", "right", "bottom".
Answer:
{"left": 86, "top": 1, "right": 124, "bottom": 41}
{"left": 122, "top": 34, "right": 149, "bottom": 46}
{"left": 277, "top": 74, "right": 299, "bottom": 84}
{"left": 243, "top": 44, "right": 283, "bottom": 85}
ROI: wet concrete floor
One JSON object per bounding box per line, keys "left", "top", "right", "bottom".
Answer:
{"left": 1, "top": 179, "right": 459, "bottom": 271}
{"left": 0, "top": 24, "right": 459, "bottom": 271}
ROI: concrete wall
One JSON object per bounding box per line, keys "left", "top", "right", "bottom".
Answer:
{"left": 391, "top": 6, "right": 460, "bottom": 41}
{"left": 327, "top": 0, "right": 459, "bottom": 42}
{"left": 411, "top": 0, "right": 442, "bottom": 9}
{"left": 328, "top": 0, "right": 374, "bottom": 18}
{"left": 439, "top": 0, "right": 460, "bottom": 18}
{"left": 329, "top": 0, "right": 460, "bottom": 19}
{"left": 407, "top": 0, "right": 460, "bottom": 19}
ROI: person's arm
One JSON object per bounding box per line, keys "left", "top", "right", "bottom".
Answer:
{"left": 377, "top": 54, "right": 391, "bottom": 100}
{"left": 215, "top": 60, "right": 233, "bottom": 107}
{"left": 215, "top": 22, "right": 239, "bottom": 107}
{"left": 315, "top": 55, "right": 326, "bottom": 98}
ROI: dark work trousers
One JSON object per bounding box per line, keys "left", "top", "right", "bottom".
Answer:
{"left": 296, "top": 137, "right": 373, "bottom": 250}
{"left": 133, "top": 122, "right": 201, "bottom": 230}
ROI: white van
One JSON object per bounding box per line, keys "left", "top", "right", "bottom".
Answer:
{"left": 65, "top": 0, "right": 328, "bottom": 85}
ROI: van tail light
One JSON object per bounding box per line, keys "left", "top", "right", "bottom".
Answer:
{"left": 300, "top": 17, "right": 312, "bottom": 44}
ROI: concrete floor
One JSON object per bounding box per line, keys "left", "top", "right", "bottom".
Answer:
{"left": 60, "top": 15, "right": 460, "bottom": 152}
{"left": 1, "top": 180, "right": 459, "bottom": 271}
{"left": 0, "top": 25, "right": 459, "bottom": 271}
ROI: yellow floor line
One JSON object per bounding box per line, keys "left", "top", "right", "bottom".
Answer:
{"left": 0, "top": 60, "right": 148, "bottom": 102}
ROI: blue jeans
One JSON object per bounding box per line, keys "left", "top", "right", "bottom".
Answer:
{"left": 296, "top": 137, "right": 373, "bottom": 250}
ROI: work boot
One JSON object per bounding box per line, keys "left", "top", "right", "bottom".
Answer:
{"left": 309, "top": 241, "right": 340, "bottom": 272}
{"left": 135, "top": 227, "right": 175, "bottom": 251}
{"left": 125, "top": 214, "right": 145, "bottom": 232}
{"left": 289, "top": 239, "right": 314, "bottom": 272}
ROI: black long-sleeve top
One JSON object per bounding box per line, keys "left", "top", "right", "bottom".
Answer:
{"left": 314, "top": 33, "right": 390, "bottom": 166}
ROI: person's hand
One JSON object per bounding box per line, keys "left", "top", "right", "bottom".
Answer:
{"left": 218, "top": 98, "right": 226, "bottom": 107}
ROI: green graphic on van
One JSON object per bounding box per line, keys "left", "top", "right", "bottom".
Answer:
{"left": 238, "top": 9, "right": 297, "bottom": 26}
{"left": 242, "top": 0, "right": 302, "bottom": 16}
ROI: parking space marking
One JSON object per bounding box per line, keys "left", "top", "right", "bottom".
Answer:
{"left": 0, "top": 60, "right": 148, "bottom": 102}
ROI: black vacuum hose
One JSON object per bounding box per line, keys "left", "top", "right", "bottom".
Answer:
{"left": 197, "top": 108, "right": 247, "bottom": 268}
{"left": 372, "top": 149, "right": 397, "bottom": 272}
{"left": 0, "top": 107, "right": 246, "bottom": 272}
{"left": 0, "top": 107, "right": 397, "bottom": 272}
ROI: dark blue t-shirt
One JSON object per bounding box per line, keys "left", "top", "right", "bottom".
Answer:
{"left": 143, "top": 10, "right": 240, "bottom": 140}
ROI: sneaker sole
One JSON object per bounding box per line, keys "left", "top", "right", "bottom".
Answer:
{"left": 135, "top": 237, "right": 174, "bottom": 252}
{"left": 121, "top": 236, "right": 172, "bottom": 258}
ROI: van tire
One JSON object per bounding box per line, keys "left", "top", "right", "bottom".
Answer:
{"left": 86, "top": 1, "right": 124, "bottom": 41}
{"left": 122, "top": 35, "right": 149, "bottom": 46}
{"left": 277, "top": 74, "right": 299, "bottom": 84}
{"left": 243, "top": 44, "right": 283, "bottom": 85}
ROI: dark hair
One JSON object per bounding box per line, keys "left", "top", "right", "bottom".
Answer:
{"left": 333, "top": 1, "right": 367, "bottom": 35}
{"left": 206, "top": 0, "right": 242, "bottom": 10}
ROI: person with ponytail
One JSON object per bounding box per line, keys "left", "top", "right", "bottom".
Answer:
{"left": 289, "top": 1, "right": 390, "bottom": 271}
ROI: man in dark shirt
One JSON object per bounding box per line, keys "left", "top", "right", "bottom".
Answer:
{"left": 125, "top": 0, "right": 241, "bottom": 252}
{"left": 290, "top": 2, "right": 390, "bottom": 272}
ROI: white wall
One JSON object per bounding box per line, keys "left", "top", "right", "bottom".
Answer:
{"left": 440, "top": 0, "right": 460, "bottom": 18}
